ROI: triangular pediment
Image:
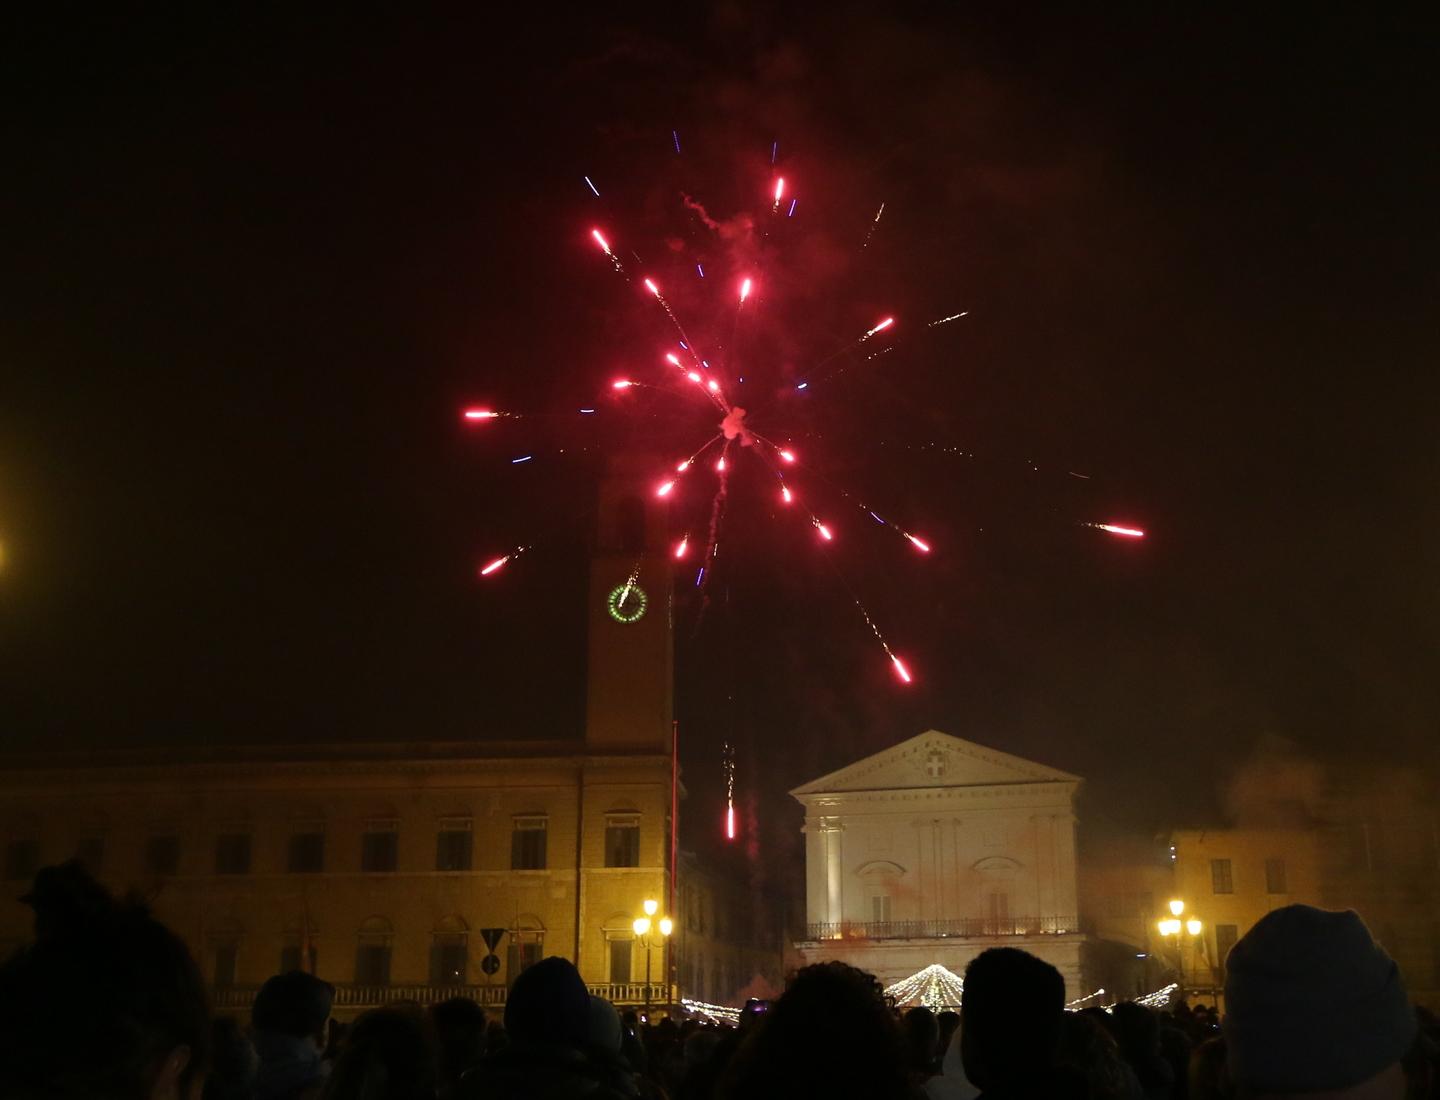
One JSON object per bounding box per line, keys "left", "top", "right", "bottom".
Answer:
{"left": 789, "top": 730, "right": 1081, "bottom": 798}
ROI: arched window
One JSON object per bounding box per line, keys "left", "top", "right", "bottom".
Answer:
{"left": 280, "top": 915, "right": 319, "bottom": 975}
{"left": 355, "top": 916, "right": 393, "bottom": 987}
{"left": 431, "top": 915, "right": 469, "bottom": 985}
{"left": 507, "top": 914, "right": 545, "bottom": 987}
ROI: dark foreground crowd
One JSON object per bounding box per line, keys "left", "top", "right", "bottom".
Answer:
{"left": 2, "top": 862, "right": 1438, "bottom": 1100}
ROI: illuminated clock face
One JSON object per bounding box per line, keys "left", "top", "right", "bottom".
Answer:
{"left": 607, "top": 583, "right": 648, "bottom": 624}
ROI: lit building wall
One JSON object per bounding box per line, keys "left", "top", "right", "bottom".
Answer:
{"left": 790, "top": 730, "right": 1088, "bottom": 992}
{"left": 0, "top": 743, "right": 672, "bottom": 1011}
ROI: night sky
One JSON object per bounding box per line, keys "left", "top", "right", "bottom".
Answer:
{"left": 4, "top": 8, "right": 1438, "bottom": 854}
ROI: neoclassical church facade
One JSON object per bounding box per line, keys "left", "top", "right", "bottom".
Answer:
{"left": 791, "top": 730, "right": 1086, "bottom": 991}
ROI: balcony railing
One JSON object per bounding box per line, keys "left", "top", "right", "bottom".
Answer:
{"left": 211, "top": 981, "right": 672, "bottom": 1012}
{"left": 802, "top": 916, "right": 1080, "bottom": 942}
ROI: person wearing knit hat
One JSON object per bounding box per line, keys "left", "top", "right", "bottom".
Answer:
{"left": 1224, "top": 904, "right": 1417, "bottom": 1098}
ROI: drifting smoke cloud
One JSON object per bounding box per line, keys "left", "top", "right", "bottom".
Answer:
{"left": 720, "top": 405, "right": 754, "bottom": 445}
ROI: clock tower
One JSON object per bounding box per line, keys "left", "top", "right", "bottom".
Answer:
{"left": 583, "top": 461, "right": 673, "bottom": 753}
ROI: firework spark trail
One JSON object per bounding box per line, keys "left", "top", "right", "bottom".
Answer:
{"left": 584, "top": 175, "right": 600, "bottom": 197}
{"left": 928, "top": 311, "right": 970, "bottom": 326}
{"left": 1086, "top": 522, "right": 1146, "bottom": 538}
{"left": 723, "top": 743, "right": 737, "bottom": 840}
{"left": 591, "top": 229, "right": 623, "bottom": 273}
{"left": 772, "top": 177, "right": 785, "bottom": 213}
{"left": 478, "top": 544, "right": 531, "bottom": 577}
{"left": 793, "top": 315, "right": 899, "bottom": 390}
{"left": 861, "top": 201, "right": 886, "bottom": 249}
{"left": 672, "top": 129, "right": 681, "bottom": 154}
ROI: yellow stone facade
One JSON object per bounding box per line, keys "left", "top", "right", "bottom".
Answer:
{"left": 0, "top": 741, "right": 673, "bottom": 1015}
{"left": 0, "top": 464, "right": 747, "bottom": 1016}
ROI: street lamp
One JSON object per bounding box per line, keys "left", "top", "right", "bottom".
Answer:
{"left": 633, "top": 898, "right": 672, "bottom": 1017}
{"left": 1156, "top": 899, "right": 1201, "bottom": 1001}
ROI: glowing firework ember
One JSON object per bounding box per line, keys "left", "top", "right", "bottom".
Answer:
{"left": 1094, "top": 523, "right": 1145, "bottom": 538}
{"left": 656, "top": 480, "right": 675, "bottom": 497}
{"left": 778, "top": 449, "right": 796, "bottom": 463}
{"left": 864, "top": 316, "right": 895, "bottom": 339}
{"left": 591, "top": 229, "right": 611, "bottom": 253}
{"left": 890, "top": 654, "right": 913, "bottom": 684}
{"left": 904, "top": 534, "right": 931, "bottom": 553}
{"left": 739, "top": 277, "right": 752, "bottom": 303}
{"left": 815, "top": 521, "right": 834, "bottom": 541}
{"left": 612, "top": 380, "right": 635, "bottom": 389}
{"left": 675, "top": 536, "right": 689, "bottom": 559}
{"left": 644, "top": 278, "right": 661, "bottom": 297}
{"left": 463, "top": 409, "right": 500, "bottom": 420}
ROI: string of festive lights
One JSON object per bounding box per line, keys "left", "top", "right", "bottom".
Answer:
{"left": 883, "top": 963, "right": 966, "bottom": 1010}
{"left": 679, "top": 997, "right": 741, "bottom": 1025}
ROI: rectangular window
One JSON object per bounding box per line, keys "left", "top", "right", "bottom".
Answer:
{"left": 215, "top": 833, "right": 252, "bottom": 875}
{"left": 511, "top": 818, "right": 547, "bottom": 870}
{"left": 1215, "top": 923, "right": 1240, "bottom": 976}
{"left": 507, "top": 937, "right": 542, "bottom": 985}
{"left": 609, "top": 938, "right": 633, "bottom": 983}
{"left": 146, "top": 834, "right": 181, "bottom": 876}
{"left": 213, "top": 943, "right": 238, "bottom": 989}
{"left": 436, "top": 825, "right": 473, "bottom": 871}
{"left": 870, "top": 894, "right": 892, "bottom": 923}
{"left": 604, "top": 818, "right": 641, "bottom": 868}
{"left": 4, "top": 839, "right": 39, "bottom": 882}
{"left": 1264, "top": 857, "right": 1287, "bottom": 894}
{"left": 288, "top": 831, "right": 325, "bottom": 873}
{"left": 1211, "top": 858, "right": 1234, "bottom": 894}
{"left": 355, "top": 944, "right": 391, "bottom": 986}
{"left": 987, "top": 891, "right": 1010, "bottom": 932}
{"left": 280, "top": 944, "right": 317, "bottom": 975}
{"left": 361, "top": 827, "right": 399, "bottom": 873}
{"left": 75, "top": 836, "right": 105, "bottom": 875}
{"left": 431, "top": 940, "right": 469, "bottom": 985}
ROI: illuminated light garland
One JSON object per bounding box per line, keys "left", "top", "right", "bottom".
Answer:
{"left": 680, "top": 997, "right": 740, "bottom": 1025}
{"left": 1066, "top": 988, "right": 1106, "bottom": 1008}
{"left": 1132, "top": 982, "right": 1179, "bottom": 1009}
{"left": 883, "top": 963, "right": 966, "bottom": 1010}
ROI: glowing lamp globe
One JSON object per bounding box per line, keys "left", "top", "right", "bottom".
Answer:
{"left": 1169, "top": 899, "right": 1185, "bottom": 917}
{"left": 659, "top": 917, "right": 673, "bottom": 937}
{"left": 643, "top": 899, "right": 659, "bottom": 917}
{"left": 633, "top": 917, "right": 651, "bottom": 937}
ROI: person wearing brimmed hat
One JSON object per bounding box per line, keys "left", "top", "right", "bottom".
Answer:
{"left": 1223, "top": 905, "right": 1417, "bottom": 1099}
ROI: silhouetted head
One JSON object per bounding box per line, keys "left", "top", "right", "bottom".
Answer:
{"left": 503, "top": 956, "right": 590, "bottom": 1048}
{"left": 1224, "top": 905, "right": 1415, "bottom": 1098}
{"left": 429, "top": 997, "right": 487, "bottom": 1089}
{"left": 902, "top": 1006, "right": 940, "bottom": 1074}
{"left": 0, "top": 861, "right": 211, "bottom": 1100}
{"left": 321, "top": 1007, "right": 435, "bottom": 1100}
{"left": 960, "top": 947, "right": 1066, "bottom": 1092}
{"left": 253, "top": 971, "right": 335, "bottom": 1043}
{"left": 719, "top": 961, "right": 909, "bottom": 1100}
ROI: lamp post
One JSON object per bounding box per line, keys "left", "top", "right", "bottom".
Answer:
{"left": 633, "top": 898, "right": 673, "bottom": 1017}
{"left": 1157, "top": 899, "right": 1202, "bottom": 1002}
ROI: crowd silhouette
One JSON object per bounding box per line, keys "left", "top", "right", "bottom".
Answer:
{"left": 1, "top": 862, "right": 1437, "bottom": 1100}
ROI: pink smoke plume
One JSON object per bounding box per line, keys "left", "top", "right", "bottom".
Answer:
{"left": 721, "top": 406, "right": 754, "bottom": 445}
